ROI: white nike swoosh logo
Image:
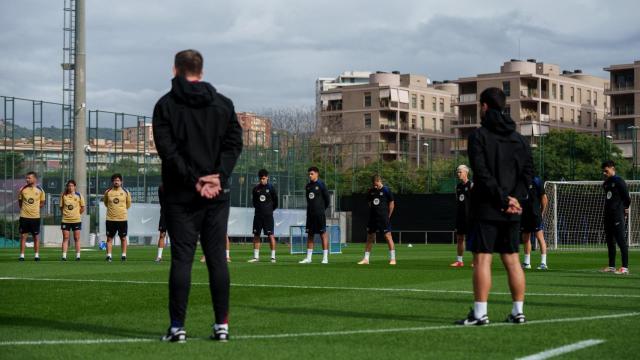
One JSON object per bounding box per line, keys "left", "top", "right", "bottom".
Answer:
{"left": 276, "top": 221, "right": 284, "bottom": 226}
{"left": 141, "top": 218, "right": 152, "bottom": 224}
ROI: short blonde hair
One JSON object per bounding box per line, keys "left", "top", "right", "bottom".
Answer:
{"left": 457, "top": 164, "right": 470, "bottom": 173}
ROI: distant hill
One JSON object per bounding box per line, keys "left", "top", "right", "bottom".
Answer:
{"left": 0, "top": 121, "right": 120, "bottom": 140}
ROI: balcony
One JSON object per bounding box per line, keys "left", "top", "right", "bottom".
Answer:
{"left": 458, "top": 94, "right": 477, "bottom": 104}
{"left": 453, "top": 116, "right": 478, "bottom": 126}
{"left": 608, "top": 106, "right": 636, "bottom": 119}
{"left": 605, "top": 82, "right": 635, "bottom": 95}
{"left": 520, "top": 88, "right": 539, "bottom": 99}
{"left": 380, "top": 123, "right": 398, "bottom": 131}
{"left": 450, "top": 139, "right": 468, "bottom": 152}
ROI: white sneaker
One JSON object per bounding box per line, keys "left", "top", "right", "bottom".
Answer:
{"left": 321, "top": 258, "right": 328, "bottom": 264}
{"left": 357, "top": 258, "right": 369, "bottom": 265}
{"left": 270, "top": 258, "right": 276, "bottom": 263}
{"left": 247, "top": 258, "right": 259, "bottom": 263}
{"left": 299, "top": 258, "right": 312, "bottom": 264}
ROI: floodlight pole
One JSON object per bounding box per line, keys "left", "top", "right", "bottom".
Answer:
{"left": 74, "top": 0, "right": 87, "bottom": 201}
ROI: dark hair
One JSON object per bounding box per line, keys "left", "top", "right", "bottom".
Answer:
{"left": 26, "top": 171, "right": 38, "bottom": 178}
{"left": 479, "top": 87, "right": 506, "bottom": 111}
{"left": 308, "top": 166, "right": 319, "bottom": 174}
{"left": 258, "top": 169, "right": 269, "bottom": 178}
{"left": 64, "top": 179, "right": 77, "bottom": 194}
{"left": 174, "top": 49, "right": 203, "bottom": 77}
{"left": 372, "top": 174, "right": 382, "bottom": 183}
{"left": 111, "top": 173, "right": 123, "bottom": 182}
{"left": 602, "top": 160, "right": 615, "bottom": 169}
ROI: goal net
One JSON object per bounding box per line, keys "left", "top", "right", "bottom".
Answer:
{"left": 543, "top": 181, "right": 640, "bottom": 251}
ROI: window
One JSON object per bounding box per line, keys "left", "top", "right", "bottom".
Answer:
{"left": 552, "top": 106, "right": 557, "bottom": 120}
{"left": 594, "top": 92, "right": 598, "bottom": 106}
{"left": 432, "top": 118, "right": 437, "bottom": 131}
{"left": 578, "top": 110, "right": 582, "bottom": 125}
{"left": 420, "top": 116, "right": 425, "bottom": 129}
{"left": 578, "top": 88, "right": 582, "bottom": 104}
{"left": 594, "top": 113, "right": 598, "bottom": 127}
{"left": 560, "top": 85, "right": 564, "bottom": 100}
{"left": 420, "top": 95, "right": 425, "bottom": 110}
{"left": 364, "top": 92, "right": 372, "bottom": 107}
{"left": 365, "top": 135, "right": 371, "bottom": 151}
{"left": 551, "top": 84, "right": 557, "bottom": 99}
{"left": 570, "top": 87, "right": 575, "bottom": 102}
{"left": 440, "top": 119, "right": 445, "bottom": 133}
{"left": 411, "top": 94, "right": 417, "bottom": 108}
{"left": 411, "top": 115, "right": 417, "bottom": 129}
{"left": 439, "top": 98, "right": 445, "bottom": 112}
{"left": 571, "top": 109, "right": 575, "bottom": 123}
{"left": 364, "top": 113, "right": 371, "bottom": 129}
{"left": 502, "top": 81, "right": 511, "bottom": 97}
{"left": 560, "top": 107, "right": 565, "bottom": 121}
{"left": 587, "top": 90, "right": 591, "bottom": 105}
{"left": 432, "top": 98, "right": 437, "bottom": 111}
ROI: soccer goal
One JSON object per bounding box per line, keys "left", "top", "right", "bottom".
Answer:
{"left": 289, "top": 225, "right": 342, "bottom": 254}
{"left": 543, "top": 181, "right": 640, "bottom": 251}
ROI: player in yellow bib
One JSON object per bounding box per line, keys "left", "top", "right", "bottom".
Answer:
{"left": 103, "top": 174, "right": 131, "bottom": 262}
{"left": 18, "top": 171, "right": 45, "bottom": 261}
{"left": 60, "top": 179, "right": 85, "bottom": 261}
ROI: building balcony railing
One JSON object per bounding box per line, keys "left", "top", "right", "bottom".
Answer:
{"left": 450, "top": 139, "right": 468, "bottom": 151}
{"left": 321, "top": 104, "right": 342, "bottom": 112}
{"left": 606, "top": 82, "right": 635, "bottom": 92}
{"left": 612, "top": 130, "right": 634, "bottom": 141}
{"left": 609, "top": 107, "right": 636, "bottom": 116}
{"left": 520, "top": 89, "right": 539, "bottom": 99}
{"left": 453, "top": 116, "right": 478, "bottom": 126}
{"left": 458, "top": 94, "right": 477, "bottom": 103}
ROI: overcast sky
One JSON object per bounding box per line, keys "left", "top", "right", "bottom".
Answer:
{"left": 1, "top": 0, "right": 639, "bottom": 118}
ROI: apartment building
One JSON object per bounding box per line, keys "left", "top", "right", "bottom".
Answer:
{"left": 236, "top": 112, "right": 272, "bottom": 147}
{"left": 454, "top": 59, "right": 609, "bottom": 151}
{"left": 316, "top": 71, "right": 373, "bottom": 126}
{"left": 317, "top": 71, "right": 458, "bottom": 167}
{"left": 604, "top": 60, "right": 640, "bottom": 158}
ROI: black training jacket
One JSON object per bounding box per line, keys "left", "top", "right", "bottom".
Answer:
{"left": 468, "top": 109, "right": 533, "bottom": 222}
{"left": 153, "top": 76, "right": 243, "bottom": 204}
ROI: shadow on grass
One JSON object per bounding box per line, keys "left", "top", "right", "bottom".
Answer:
{"left": 0, "top": 315, "right": 158, "bottom": 338}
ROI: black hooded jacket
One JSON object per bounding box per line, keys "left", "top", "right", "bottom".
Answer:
{"left": 152, "top": 76, "right": 243, "bottom": 204}
{"left": 468, "top": 109, "right": 533, "bottom": 222}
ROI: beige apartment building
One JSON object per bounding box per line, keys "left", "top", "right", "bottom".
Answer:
{"left": 454, "top": 59, "right": 609, "bottom": 151}
{"left": 236, "top": 112, "right": 273, "bottom": 147}
{"left": 317, "top": 71, "right": 458, "bottom": 167}
{"left": 604, "top": 60, "right": 640, "bottom": 158}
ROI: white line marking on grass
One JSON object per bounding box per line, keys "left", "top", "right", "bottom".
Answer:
{"left": 516, "top": 339, "right": 606, "bottom": 360}
{"left": 0, "top": 313, "right": 635, "bottom": 346}
{"left": 1, "top": 276, "right": 640, "bottom": 299}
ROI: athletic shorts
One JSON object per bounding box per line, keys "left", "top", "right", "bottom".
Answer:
{"left": 520, "top": 210, "right": 542, "bottom": 233}
{"left": 455, "top": 219, "right": 470, "bottom": 235}
{"left": 253, "top": 214, "right": 274, "bottom": 236}
{"left": 61, "top": 222, "right": 82, "bottom": 231}
{"left": 468, "top": 220, "right": 520, "bottom": 254}
{"left": 106, "top": 220, "right": 128, "bottom": 238}
{"left": 367, "top": 216, "right": 391, "bottom": 234}
{"left": 19, "top": 217, "right": 41, "bottom": 235}
{"left": 306, "top": 213, "right": 326, "bottom": 235}
{"left": 158, "top": 213, "right": 167, "bottom": 232}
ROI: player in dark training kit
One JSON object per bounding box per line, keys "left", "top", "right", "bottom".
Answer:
{"left": 451, "top": 165, "right": 472, "bottom": 267}
{"left": 248, "top": 169, "right": 278, "bottom": 263}
{"left": 520, "top": 176, "right": 548, "bottom": 270}
{"left": 299, "top": 166, "right": 331, "bottom": 264}
{"left": 601, "top": 160, "right": 630, "bottom": 275}
{"left": 357, "top": 175, "right": 396, "bottom": 265}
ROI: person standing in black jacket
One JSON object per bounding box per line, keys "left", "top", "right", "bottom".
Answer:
{"left": 456, "top": 87, "right": 533, "bottom": 326}
{"left": 601, "top": 160, "right": 630, "bottom": 275}
{"left": 247, "top": 169, "right": 278, "bottom": 263}
{"left": 299, "top": 166, "right": 331, "bottom": 264}
{"left": 153, "top": 49, "right": 243, "bottom": 342}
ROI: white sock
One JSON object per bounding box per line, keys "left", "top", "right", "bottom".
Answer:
{"left": 20, "top": 253, "right": 24, "bottom": 258}
{"left": 474, "top": 302, "right": 487, "bottom": 319}
{"left": 524, "top": 254, "right": 531, "bottom": 264}
{"left": 390, "top": 250, "right": 396, "bottom": 260}
{"left": 271, "top": 250, "right": 276, "bottom": 259}
{"left": 322, "top": 249, "right": 328, "bottom": 260}
{"left": 122, "top": 253, "right": 126, "bottom": 257}
{"left": 35, "top": 252, "right": 39, "bottom": 258}
{"left": 457, "top": 255, "right": 463, "bottom": 262}
{"left": 226, "top": 250, "right": 230, "bottom": 258}
{"left": 541, "top": 254, "right": 547, "bottom": 265}
{"left": 214, "top": 323, "right": 228, "bottom": 331}
{"left": 512, "top": 301, "right": 524, "bottom": 315}
{"left": 253, "top": 249, "right": 259, "bottom": 259}
{"left": 306, "top": 249, "right": 313, "bottom": 260}
{"left": 170, "top": 326, "right": 182, "bottom": 332}
{"left": 62, "top": 252, "right": 67, "bottom": 259}
{"left": 364, "top": 251, "right": 370, "bottom": 260}
{"left": 76, "top": 252, "right": 81, "bottom": 259}
{"left": 157, "top": 248, "right": 163, "bottom": 258}
{"left": 107, "top": 253, "right": 112, "bottom": 257}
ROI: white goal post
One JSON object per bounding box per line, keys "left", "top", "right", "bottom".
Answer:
{"left": 543, "top": 181, "right": 640, "bottom": 251}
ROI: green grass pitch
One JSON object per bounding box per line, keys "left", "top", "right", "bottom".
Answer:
{"left": 0, "top": 244, "right": 638, "bottom": 359}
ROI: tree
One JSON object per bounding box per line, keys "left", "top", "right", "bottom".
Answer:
{"left": 0, "top": 151, "right": 25, "bottom": 177}
{"left": 532, "top": 130, "right": 630, "bottom": 181}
